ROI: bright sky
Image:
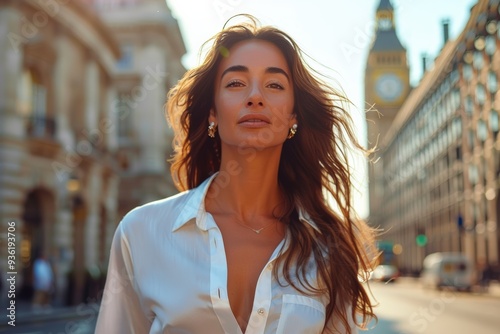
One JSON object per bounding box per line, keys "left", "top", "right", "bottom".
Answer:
{"left": 168, "top": 0, "right": 477, "bottom": 219}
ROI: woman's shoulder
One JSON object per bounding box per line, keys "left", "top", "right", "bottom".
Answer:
{"left": 117, "top": 175, "right": 215, "bottom": 236}
{"left": 118, "top": 189, "right": 194, "bottom": 233}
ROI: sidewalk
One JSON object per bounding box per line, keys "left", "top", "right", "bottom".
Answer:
{"left": 396, "top": 276, "right": 500, "bottom": 298}
{"left": 0, "top": 300, "right": 100, "bottom": 330}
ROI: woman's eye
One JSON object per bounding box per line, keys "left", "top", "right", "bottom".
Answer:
{"left": 268, "top": 82, "right": 284, "bottom": 90}
{"left": 226, "top": 80, "right": 244, "bottom": 87}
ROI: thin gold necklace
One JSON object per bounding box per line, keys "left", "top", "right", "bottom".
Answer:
{"left": 234, "top": 219, "right": 277, "bottom": 234}
{"left": 210, "top": 196, "right": 283, "bottom": 234}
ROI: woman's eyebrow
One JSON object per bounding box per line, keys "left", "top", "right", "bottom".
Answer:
{"left": 221, "top": 65, "right": 290, "bottom": 82}
{"left": 221, "top": 65, "right": 248, "bottom": 79}
{"left": 265, "top": 67, "right": 290, "bottom": 82}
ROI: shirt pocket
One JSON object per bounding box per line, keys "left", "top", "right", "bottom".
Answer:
{"left": 276, "top": 294, "right": 326, "bottom": 334}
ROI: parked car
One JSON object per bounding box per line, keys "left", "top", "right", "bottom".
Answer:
{"left": 420, "top": 252, "right": 475, "bottom": 291}
{"left": 370, "top": 265, "right": 399, "bottom": 283}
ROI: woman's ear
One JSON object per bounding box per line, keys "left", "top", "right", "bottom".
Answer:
{"left": 289, "top": 113, "right": 297, "bottom": 128}
{"left": 209, "top": 108, "right": 216, "bottom": 125}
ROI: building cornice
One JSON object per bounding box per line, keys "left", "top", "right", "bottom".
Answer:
{"left": 24, "top": 0, "right": 120, "bottom": 66}
{"left": 111, "top": 23, "right": 186, "bottom": 60}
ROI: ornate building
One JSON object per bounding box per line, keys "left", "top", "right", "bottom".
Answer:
{"left": 367, "top": 0, "right": 500, "bottom": 274}
{"left": 87, "top": 0, "right": 186, "bottom": 219}
{"left": 0, "top": 0, "right": 185, "bottom": 305}
{"left": 365, "top": 0, "right": 411, "bottom": 230}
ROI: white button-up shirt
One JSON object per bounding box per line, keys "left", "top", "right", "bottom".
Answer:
{"left": 96, "top": 174, "right": 357, "bottom": 334}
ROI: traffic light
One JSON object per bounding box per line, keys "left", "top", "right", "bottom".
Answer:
{"left": 416, "top": 234, "right": 428, "bottom": 247}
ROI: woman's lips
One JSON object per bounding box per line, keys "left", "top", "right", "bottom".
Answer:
{"left": 237, "top": 114, "right": 271, "bottom": 127}
{"left": 238, "top": 119, "right": 270, "bottom": 127}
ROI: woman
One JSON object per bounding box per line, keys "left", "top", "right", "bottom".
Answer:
{"left": 96, "top": 16, "right": 376, "bottom": 334}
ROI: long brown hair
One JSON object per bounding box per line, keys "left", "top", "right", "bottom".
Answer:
{"left": 166, "top": 15, "right": 376, "bottom": 333}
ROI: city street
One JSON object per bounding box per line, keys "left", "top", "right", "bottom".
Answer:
{"left": 365, "top": 279, "right": 500, "bottom": 334}
{"left": 5, "top": 279, "right": 499, "bottom": 334}
{"left": 5, "top": 315, "right": 96, "bottom": 334}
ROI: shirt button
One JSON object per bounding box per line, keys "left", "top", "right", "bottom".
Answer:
{"left": 257, "top": 308, "right": 265, "bottom": 316}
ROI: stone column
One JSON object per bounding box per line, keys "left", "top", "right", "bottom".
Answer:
{"left": 105, "top": 85, "right": 118, "bottom": 152}
{"left": 0, "top": 7, "right": 28, "bottom": 185}
{"left": 53, "top": 33, "right": 75, "bottom": 150}
{"left": 0, "top": 8, "right": 23, "bottom": 119}
{"left": 54, "top": 206, "right": 73, "bottom": 305}
{"left": 85, "top": 164, "right": 102, "bottom": 270}
{"left": 0, "top": 8, "right": 28, "bottom": 286}
{"left": 84, "top": 59, "right": 99, "bottom": 135}
{"left": 137, "top": 46, "right": 168, "bottom": 174}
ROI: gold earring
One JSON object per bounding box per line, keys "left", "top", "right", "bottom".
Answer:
{"left": 287, "top": 124, "right": 298, "bottom": 139}
{"left": 208, "top": 122, "right": 217, "bottom": 138}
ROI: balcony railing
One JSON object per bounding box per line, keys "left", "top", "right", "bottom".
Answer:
{"left": 26, "top": 116, "right": 57, "bottom": 139}
{"left": 25, "top": 116, "right": 60, "bottom": 158}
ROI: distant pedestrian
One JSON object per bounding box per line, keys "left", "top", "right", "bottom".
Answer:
{"left": 32, "top": 252, "right": 54, "bottom": 310}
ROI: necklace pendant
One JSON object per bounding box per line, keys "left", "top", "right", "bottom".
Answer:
{"left": 254, "top": 228, "right": 264, "bottom": 234}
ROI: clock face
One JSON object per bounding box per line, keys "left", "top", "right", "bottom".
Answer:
{"left": 379, "top": 18, "right": 392, "bottom": 31}
{"left": 375, "top": 74, "right": 404, "bottom": 102}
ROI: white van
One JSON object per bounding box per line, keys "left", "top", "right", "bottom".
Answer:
{"left": 421, "top": 252, "right": 475, "bottom": 291}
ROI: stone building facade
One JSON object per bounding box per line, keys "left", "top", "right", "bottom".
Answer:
{"left": 0, "top": 0, "right": 185, "bottom": 305}
{"left": 89, "top": 0, "right": 186, "bottom": 219}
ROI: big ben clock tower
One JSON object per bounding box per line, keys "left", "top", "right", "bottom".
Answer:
{"left": 365, "top": 0, "right": 410, "bottom": 224}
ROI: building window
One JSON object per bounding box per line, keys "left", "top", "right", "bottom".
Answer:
{"left": 465, "top": 96, "right": 474, "bottom": 116}
{"left": 476, "top": 84, "right": 486, "bottom": 106}
{"left": 473, "top": 51, "right": 484, "bottom": 70}
{"left": 477, "top": 119, "right": 488, "bottom": 142}
{"left": 462, "top": 64, "right": 473, "bottom": 82}
{"left": 19, "top": 69, "right": 53, "bottom": 138}
{"left": 445, "top": 93, "right": 453, "bottom": 117}
{"left": 117, "top": 44, "right": 134, "bottom": 70}
{"left": 490, "top": 110, "right": 499, "bottom": 136}
{"left": 456, "top": 145, "right": 462, "bottom": 161}
{"left": 488, "top": 71, "right": 498, "bottom": 93}
{"left": 485, "top": 35, "right": 496, "bottom": 56}
{"left": 450, "top": 69, "right": 459, "bottom": 85}
{"left": 19, "top": 69, "right": 47, "bottom": 119}
{"left": 18, "top": 70, "right": 33, "bottom": 116}
{"left": 117, "top": 93, "right": 132, "bottom": 138}
{"left": 469, "top": 164, "right": 479, "bottom": 185}
{"left": 452, "top": 89, "right": 461, "bottom": 110}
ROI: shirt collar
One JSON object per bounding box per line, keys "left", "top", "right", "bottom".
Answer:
{"left": 171, "top": 173, "right": 320, "bottom": 233}
{"left": 171, "top": 173, "right": 218, "bottom": 232}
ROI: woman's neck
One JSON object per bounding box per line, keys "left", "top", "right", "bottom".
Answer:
{"left": 206, "top": 146, "right": 285, "bottom": 220}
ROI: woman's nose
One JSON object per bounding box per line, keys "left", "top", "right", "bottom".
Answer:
{"left": 246, "top": 84, "right": 264, "bottom": 107}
